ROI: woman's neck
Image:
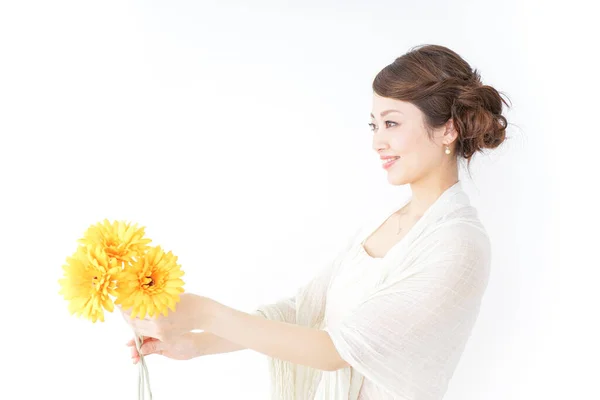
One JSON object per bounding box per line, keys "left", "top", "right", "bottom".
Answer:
{"left": 407, "top": 174, "right": 459, "bottom": 217}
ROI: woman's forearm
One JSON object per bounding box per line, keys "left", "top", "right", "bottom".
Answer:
{"left": 199, "top": 297, "right": 348, "bottom": 371}
{"left": 193, "top": 312, "right": 267, "bottom": 357}
{"left": 195, "top": 331, "right": 247, "bottom": 356}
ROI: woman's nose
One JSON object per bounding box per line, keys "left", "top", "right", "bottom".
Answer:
{"left": 372, "top": 134, "right": 389, "bottom": 153}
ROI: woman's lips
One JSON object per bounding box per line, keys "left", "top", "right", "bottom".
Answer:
{"left": 382, "top": 157, "right": 400, "bottom": 169}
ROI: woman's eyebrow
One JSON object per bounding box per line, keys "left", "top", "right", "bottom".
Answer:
{"left": 370, "top": 110, "right": 403, "bottom": 118}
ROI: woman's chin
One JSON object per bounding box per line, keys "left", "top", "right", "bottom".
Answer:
{"left": 387, "top": 173, "right": 409, "bottom": 186}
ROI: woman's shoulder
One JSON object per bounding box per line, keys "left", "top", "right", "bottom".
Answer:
{"left": 419, "top": 205, "right": 492, "bottom": 262}
{"left": 430, "top": 201, "right": 489, "bottom": 237}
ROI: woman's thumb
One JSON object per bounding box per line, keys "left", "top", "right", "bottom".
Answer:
{"left": 140, "top": 338, "right": 163, "bottom": 355}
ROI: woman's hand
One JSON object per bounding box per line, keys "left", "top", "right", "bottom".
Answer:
{"left": 127, "top": 333, "right": 203, "bottom": 364}
{"left": 127, "top": 331, "right": 249, "bottom": 364}
{"left": 120, "top": 292, "right": 213, "bottom": 342}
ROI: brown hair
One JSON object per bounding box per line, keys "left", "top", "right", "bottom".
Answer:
{"left": 372, "top": 44, "right": 511, "bottom": 168}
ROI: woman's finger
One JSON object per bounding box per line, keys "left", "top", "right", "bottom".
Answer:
{"left": 127, "top": 337, "right": 162, "bottom": 364}
{"left": 127, "top": 337, "right": 149, "bottom": 359}
{"left": 126, "top": 336, "right": 154, "bottom": 347}
{"left": 140, "top": 338, "right": 163, "bottom": 356}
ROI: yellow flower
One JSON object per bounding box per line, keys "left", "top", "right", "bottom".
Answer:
{"left": 115, "top": 245, "right": 185, "bottom": 319}
{"left": 58, "top": 245, "right": 120, "bottom": 323}
{"left": 78, "top": 220, "right": 151, "bottom": 267}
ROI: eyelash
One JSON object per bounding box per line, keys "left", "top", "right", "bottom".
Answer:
{"left": 368, "top": 121, "right": 397, "bottom": 131}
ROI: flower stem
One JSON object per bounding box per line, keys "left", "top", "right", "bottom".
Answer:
{"left": 134, "top": 334, "right": 153, "bottom": 400}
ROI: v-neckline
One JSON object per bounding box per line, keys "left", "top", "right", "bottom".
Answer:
{"left": 359, "top": 180, "right": 461, "bottom": 260}
{"left": 359, "top": 196, "right": 412, "bottom": 260}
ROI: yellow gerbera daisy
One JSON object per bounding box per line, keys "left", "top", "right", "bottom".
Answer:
{"left": 115, "top": 245, "right": 185, "bottom": 320}
{"left": 58, "top": 245, "right": 120, "bottom": 323}
{"left": 78, "top": 219, "right": 151, "bottom": 267}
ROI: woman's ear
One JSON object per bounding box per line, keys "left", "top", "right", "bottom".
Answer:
{"left": 443, "top": 118, "right": 459, "bottom": 145}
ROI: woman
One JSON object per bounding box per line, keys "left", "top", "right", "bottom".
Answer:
{"left": 123, "top": 44, "right": 509, "bottom": 399}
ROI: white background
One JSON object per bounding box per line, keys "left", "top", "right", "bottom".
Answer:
{"left": 0, "top": 1, "right": 597, "bottom": 399}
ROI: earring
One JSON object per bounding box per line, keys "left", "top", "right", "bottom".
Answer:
{"left": 444, "top": 146, "right": 451, "bottom": 155}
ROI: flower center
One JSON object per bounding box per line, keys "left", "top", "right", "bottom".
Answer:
{"left": 142, "top": 275, "right": 155, "bottom": 288}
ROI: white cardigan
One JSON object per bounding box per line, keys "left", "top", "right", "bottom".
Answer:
{"left": 256, "top": 181, "right": 492, "bottom": 399}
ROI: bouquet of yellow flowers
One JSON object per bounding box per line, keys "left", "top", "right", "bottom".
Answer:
{"left": 58, "top": 219, "right": 185, "bottom": 399}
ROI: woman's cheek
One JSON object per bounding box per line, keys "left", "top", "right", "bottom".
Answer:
{"left": 390, "top": 135, "right": 411, "bottom": 155}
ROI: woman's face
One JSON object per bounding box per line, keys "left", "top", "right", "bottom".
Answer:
{"left": 369, "top": 93, "right": 455, "bottom": 186}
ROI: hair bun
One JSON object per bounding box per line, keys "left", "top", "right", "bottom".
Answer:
{"left": 451, "top": 83, "right": 510, "bottom": 160}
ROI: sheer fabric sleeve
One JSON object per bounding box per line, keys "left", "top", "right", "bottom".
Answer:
{"left": 253, "top": 223, "right": 365, "bottom": 326}
{"left": 324, "top": 224, "right": 492, "bottom": 399}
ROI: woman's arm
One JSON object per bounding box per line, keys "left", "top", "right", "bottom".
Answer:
{"left": 195, "top": 311, "right": 269, "bottom": 356}
{"left": 128, "top": 295, "right": 347, "bottom": 370}
{"left": 196, "top": 331, "right": 247, "bottom": 356}
{"left": 201, "top": 296, "right": 348, "bottom": 372}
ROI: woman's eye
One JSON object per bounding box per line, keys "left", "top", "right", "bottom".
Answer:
{"left": 368, "top": 121, "right": 397, "bottom": 131}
